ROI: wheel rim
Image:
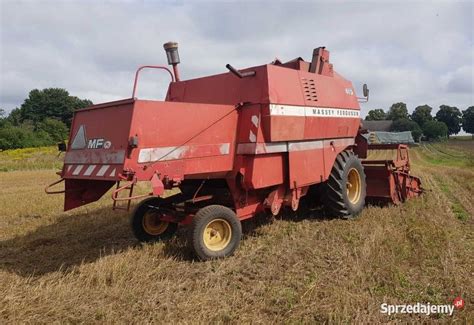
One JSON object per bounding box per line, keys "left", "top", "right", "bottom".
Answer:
{"left": 142, "top": 211, "right": 169, "bottom": 235}
{"left": 346, "top": 168, "right": 362, "bottom": 204}
{"left": 203, "top": 218, "right": 232, "bottom": 251}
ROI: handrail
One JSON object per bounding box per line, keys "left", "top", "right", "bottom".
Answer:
{"left": 111, "top": 179, "right": 152, "bottom": 202}
{"left": 44, "top": 178, "right": 65, "bottom": 194}
{"left": 132, "top": 65, "right": 175, "bottom": 98}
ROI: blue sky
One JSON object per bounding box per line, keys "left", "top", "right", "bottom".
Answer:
{"left": 1, "top": 0, "right": 473, "bottom": 118}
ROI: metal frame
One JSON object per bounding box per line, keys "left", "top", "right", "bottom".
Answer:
{"left": 132, "top": 65, "right": 175, "bottom": 98}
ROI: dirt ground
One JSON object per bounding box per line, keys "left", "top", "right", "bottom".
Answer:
{"left": 1, "top": 140, "right": 472, "bottom": 323}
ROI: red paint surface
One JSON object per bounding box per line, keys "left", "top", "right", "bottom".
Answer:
{"left": 52, "top": 47, "right": 420, "bottom": 218}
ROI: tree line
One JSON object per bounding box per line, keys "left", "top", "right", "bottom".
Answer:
{"left": 365, "top": 103, "right": 474, "bottom": 141}
{"left": 0, "top": 88, "right": 92, "bottom": 150}
{"left": 1, "top": 89, "right": 473, "bottom": 150}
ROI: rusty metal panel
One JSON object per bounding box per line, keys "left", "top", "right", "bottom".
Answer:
{"left": 64, "top": 150, "right": 126, "bottom": 164}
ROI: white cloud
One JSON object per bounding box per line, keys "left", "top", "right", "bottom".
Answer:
{"left": 0, "top": 0, "right": 472, "bottom": 117}
{"left": 441, "top": 65, "right": 473, "bottom": 93}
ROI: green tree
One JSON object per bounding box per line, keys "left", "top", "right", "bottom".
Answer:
{"left": 462, "top": 106, "right": 474, "bottom": 136}
{"left": 390, "top": 118, "right": 422, "bottom": 141}
{"left": 0, "top": 109, "right": 7, "bottom": 128}
{"left": 422, "top": 120, "right": 448, "bottom": 140}
{"left": 0, "top": 125, "right": 52, "bottom": 150}
{"left": 435, "top": 105, "right": 462, "bottom": 136}
{"left": 365, "top": 109, "right": 386, "bottom": 121}
{"left": 19, "top": 88, "right": 92, "bottom": 127}
{"left": 387, "top": 102, "right": 409, "bottom": 120}
{"left": 6, "top": 108, "right": 22, "bottom": 126}
{"left": 411, "top": 105, "right": 433, "bottom": 127}
{"left": 36, "top": 118, "right": 69, "bottom": 142}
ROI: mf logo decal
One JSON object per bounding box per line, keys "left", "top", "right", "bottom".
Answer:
{"left": 87, "top": 138, "right": 111, "bottom": 149}
{"left": 70, "top": 124, "right": 112, "bottom": 150}
{"left": 345, "top": 88, "right": 354, "bottom": 95}
{"left": 70, "top": 125, "right": 87, "bottom": 149}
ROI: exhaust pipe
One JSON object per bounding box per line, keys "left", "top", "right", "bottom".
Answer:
{"left": 163, "top": 41, "right": 180, "bottom": 81}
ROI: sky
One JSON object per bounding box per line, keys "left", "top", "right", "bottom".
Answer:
{"left": 0, "top": 0, "right": 473, "bottom": 119}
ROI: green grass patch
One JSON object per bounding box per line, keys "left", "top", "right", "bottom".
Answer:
{"left": 416, "top": 143, "right": 474, "bottom": 168}
{"left": 434, "top": 176, "right": 470, "bottom": 221}
{"left": 451, "top": 202, "right": 469, "bottom": 221}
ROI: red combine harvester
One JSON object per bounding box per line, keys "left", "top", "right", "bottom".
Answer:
{"left": 46, "top": 42, "right": 422, "bottom": 260}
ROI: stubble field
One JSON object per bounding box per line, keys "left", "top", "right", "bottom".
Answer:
{"left": 0, "top": 140, "right": 473, "bottom": 323}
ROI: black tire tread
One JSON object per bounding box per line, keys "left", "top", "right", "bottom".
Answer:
{"left": 323, "top": 150, "right": 366, "bottom": 219}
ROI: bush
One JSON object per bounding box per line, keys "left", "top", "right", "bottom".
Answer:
{"left": 422, "top": 120, "right": 448, "bottom": 140}
{"left": 390, "top": 118, "right": 422, "bottom": 141}
{"left": 36, "top": 118, "right": 69, "bottom": 142}
{"left": 0, "top": 117, "right": 68, "bottom": 150}
{"left": 0, "top": 125, "right": 52, "bottom": 150}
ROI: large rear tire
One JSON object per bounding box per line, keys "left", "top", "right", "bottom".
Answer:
{"left": 189, "top": 205, "right": 242, "bottom": 261}
{"left": 323, "top": 150, "right": 366, "bottom": 219}
{"left": 131, "top": 197, "right": 178, "bottom": 242}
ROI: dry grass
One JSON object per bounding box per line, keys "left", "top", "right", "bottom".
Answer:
{"left": 0, "top": 141, "right": 473, "bottom": 323}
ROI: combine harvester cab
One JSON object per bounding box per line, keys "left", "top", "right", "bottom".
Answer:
{"left": 46, "top": 42, "right": 422, "bottom": 260}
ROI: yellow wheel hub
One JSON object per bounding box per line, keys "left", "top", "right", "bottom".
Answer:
{"left": 142, "top": 211, "right": 169, "bottom": 235}
{"left": 346, "top": 168, "right": 362, "bottom": 204}
{"left": 203, "top": 218, "right": 232, "bottom": 251}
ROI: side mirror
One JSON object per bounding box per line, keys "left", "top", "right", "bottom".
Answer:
{"left": 58, "top": 142, "right": 67, "bottom": 152}
{"left": 363, "top": 83, "right": 369, "bottom": 98}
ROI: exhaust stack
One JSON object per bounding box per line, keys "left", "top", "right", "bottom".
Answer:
{"left": 163, "top": 41, "right": 180, "bottom": 81}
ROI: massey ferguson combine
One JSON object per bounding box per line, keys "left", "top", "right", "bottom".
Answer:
{"left": 46, "top": 42, "right": 422, "bottom": 260}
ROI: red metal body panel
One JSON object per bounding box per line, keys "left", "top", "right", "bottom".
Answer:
{"left": 266, "top": 65, "right": 306, "bottom": 105}
{"left": 289, "top": 149, "right": 324, "bottom": 188}
{"left": 164, "top": 57, "right": 361, "bottom": 193}
{"left": 63, "top": 99, "right": 135, "bottom": 181}
{"left": 166, "top": 66, "right": 269, "bottom": 105}
{"left": 64, "top": 100, "right": 239, "bottom": 180}
{"left": 242, "top": 154, "right": 286, "bottom": 189}
{"left": 47, "top": 46, "right": 420, "bottom": 220}
{"left": 127, "top": 100, "right": 238, "bottom": 180}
